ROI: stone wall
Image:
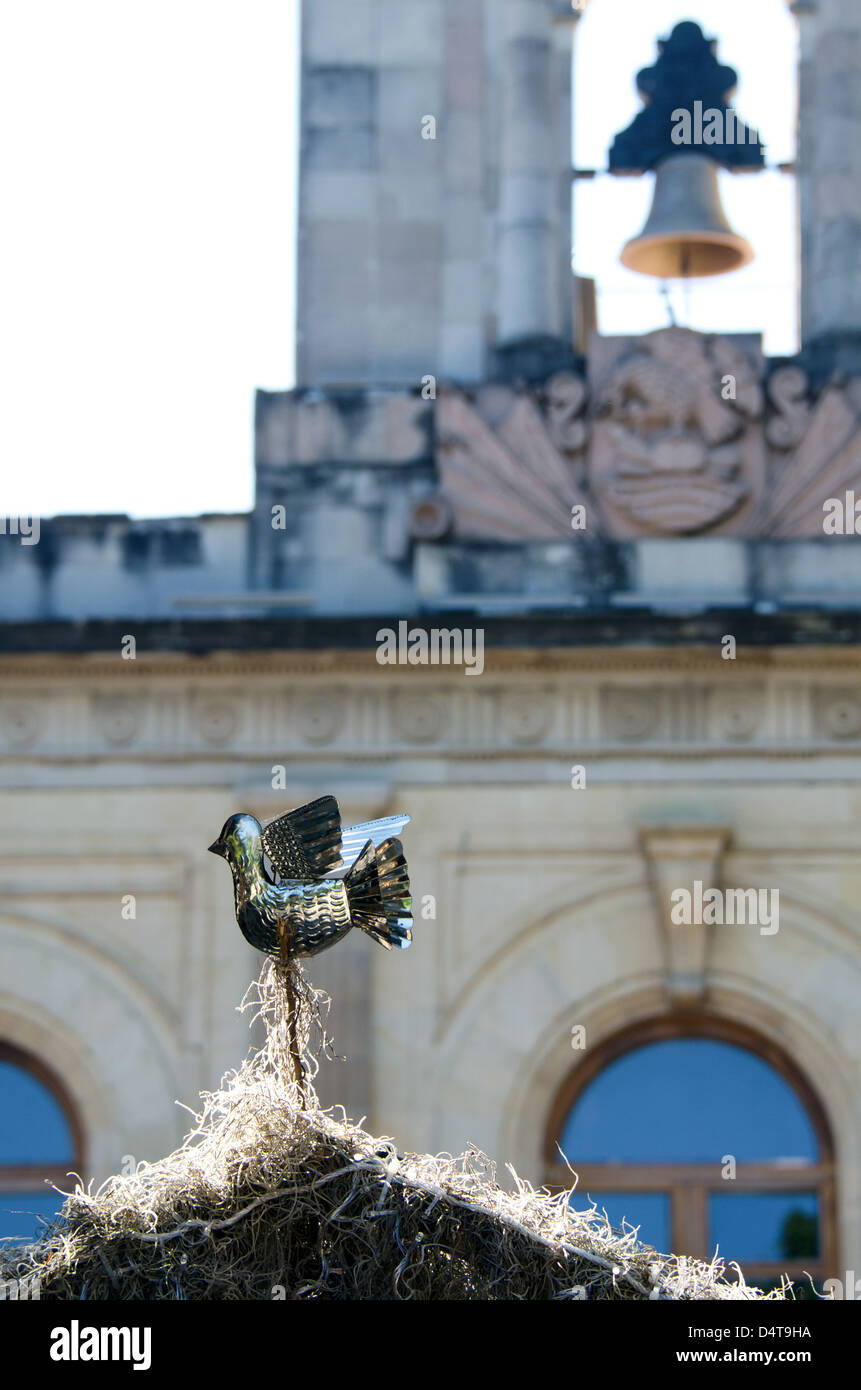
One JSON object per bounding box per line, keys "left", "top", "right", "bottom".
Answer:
{"left": 0, "top": 643, "right": 859, "bottom": 1277}
{"left": 296, "top": 0, "right": 574, "bottom": 385}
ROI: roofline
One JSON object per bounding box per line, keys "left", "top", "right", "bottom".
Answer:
{"left": 2, "top": 608, "right": 861, "bottom": 656}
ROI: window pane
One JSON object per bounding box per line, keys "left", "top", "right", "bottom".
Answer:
{"left": 560, "top": 1040, "right": 818, "bottom": 1164}
{"left": 0, "top": 1191, "right": 65, "bottom": 1243}
{"left": 570, "top": 1190, "right": 670, "bottom": 1253}
{"left": 710, "top": 1192, "right": 819, "bottom": 1264}
{"left": 0, "top": 1060, "right": 74, "bottom": 1165}
{"left": 0, "top": 1056, "right": 74, "bottom": 1167}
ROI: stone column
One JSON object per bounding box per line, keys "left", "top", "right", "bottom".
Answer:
{"left": 296, "top": 1, "right": 576, "bottom": 386}
{"left": 495, "top": 0, "right": 574, "bottom": 346}
{"left": 791, "top": 0, "right": 861, "bottom": 357}
{"left": 296, "top": 0, "right": 448, "bottom": 387}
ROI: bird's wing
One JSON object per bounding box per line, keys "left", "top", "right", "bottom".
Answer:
{"left": 339, "top": 814, "right": 411, "bottom": 871}
{"left": 262, "top": 796, "right": 343, "bottom": 882}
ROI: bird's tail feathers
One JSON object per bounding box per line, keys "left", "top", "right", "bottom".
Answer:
{"left": 344, "top": 837, "right": 412, "bottom": 950}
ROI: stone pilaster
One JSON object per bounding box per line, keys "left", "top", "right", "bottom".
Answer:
{"left": 790, "top": 0, "right": 861, "bottom": 358}
{"left": 495, "top": 0, "right": 574, "bottom": 346}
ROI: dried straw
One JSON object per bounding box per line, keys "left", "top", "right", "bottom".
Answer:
{"left": 0, "top": 963, "right": 789, "bottom": 1300}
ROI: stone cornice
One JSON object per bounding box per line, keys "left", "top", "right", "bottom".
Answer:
{"left": 7, "top": 640, "right": 861, "bottom": 681}
{"left": 8, "top": 640, "right": 861, "bottom": 682}
{"left": 4, "top": 607, "right": 861, "bottom": 663}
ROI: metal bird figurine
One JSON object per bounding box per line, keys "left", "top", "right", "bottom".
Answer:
{"left": 208, "top": 795, "right": 412, "bottom": 962}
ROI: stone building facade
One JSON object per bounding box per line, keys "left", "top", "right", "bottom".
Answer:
{"left": 1, "top": 0, "right": 860, "bottom": 1283}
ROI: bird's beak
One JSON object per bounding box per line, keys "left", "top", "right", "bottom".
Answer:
{"left": 207, "top": 840, "right": 224, "bottom": 857}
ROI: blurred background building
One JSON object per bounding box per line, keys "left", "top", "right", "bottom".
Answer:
{"left": 2, "top": 0, "right": 860, "bottom": 1292}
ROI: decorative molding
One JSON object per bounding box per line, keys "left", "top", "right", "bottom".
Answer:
{"left": 601, "top": 687, "right": 661, "bottom": 742}
{"left": 498, "top": 690, "right": 553, "bottom": 746}
{"left": 292, "top": 689, "right": 346, "bottom": 745}
{"left": 93, "top": 695, "right": 144, "bottom": 747}
{"left": 7, "top": 646, "right": 861, "bottom": 682}
{"left": 708, "top": 686, "right": 765, "bottom": 743}
{"left": 590, "top": 329, "right": 764, "bottom": 536}
{"left": 765, "top": 366, "right": 811, "bottom": 451}
{"left": 391, "top": 691, "right": 445, "bottom": 745}
{"left": 430, "top": 328, "right": 861, "bottom": 541}
{"left": 814, "top": 689, "right": 861, "bottom": 740}
{"left": 640, "top": 827, "right": 731, "bottom": 1004}
{"left": 193, "top": 696, "right": 241, "bottom": 747}
{"left": 2, "top": 668, "right": 861, "bottom": 764}
{"left": 435, "top": 380, "right": 587, "bottom": 540}
{"left": 1, "top": 700, "right": 42, "bottom": 747}
{"left": 763, "top": 380, "right": 861, "bottom": 537}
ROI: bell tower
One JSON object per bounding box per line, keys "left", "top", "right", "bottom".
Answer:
{"left": 254, "top": 0, "right": 861, "bottom": 597}
{"left": 295, "top": 0, "right": 577, "bottom": 388}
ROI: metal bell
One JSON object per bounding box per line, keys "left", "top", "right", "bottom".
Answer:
{"left": 620, "top": 153, "right": 754, "bottom": 279}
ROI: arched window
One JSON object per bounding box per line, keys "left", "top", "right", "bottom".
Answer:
{"left": 0, "top": 1043, "right": 83, "bottom": 1243}
{"left": 545, "top": 1019, "right": 836, "bottom": 1290}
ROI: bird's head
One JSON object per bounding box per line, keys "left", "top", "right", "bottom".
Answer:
{"left": 208, "top": 813, "right": 263, "bottom": 872}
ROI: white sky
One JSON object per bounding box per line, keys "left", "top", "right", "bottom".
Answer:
{"left": 0, "top": 0, "right": 797, "bottom": 519}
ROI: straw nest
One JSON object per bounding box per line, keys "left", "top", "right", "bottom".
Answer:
{"left": 1, "top": 963, "right": 789, "bottom": 1301}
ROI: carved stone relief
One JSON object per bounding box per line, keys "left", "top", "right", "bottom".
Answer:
{"left": 1, "top": 700, "right": 42, "bottom": 747}
{"left": 427, "top": 326, "right": 861, "bottom": 542}
{"left": 589, "top": 328, "right": 765, "bottom": 536}
{"left": 434, "top": 378, "right": 587, "bottom": 541}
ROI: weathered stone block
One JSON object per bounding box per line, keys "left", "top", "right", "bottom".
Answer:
{"left": 441, "top": 111, "right": 483, "bottom": 193}
{"left": 304, "top": 64, "right": 376, "bottom": 129}
{"left": 301, "top": 172, "right": 377, "bottom": 220}
{"left": 376, "top": 0, "right": 446, "bottom": 65}
{"left": 256, "top": 390, "right": 432, "bottom": 468}
{"left": 380, "top": 217, "right": 442, "bottom": 259}
{"left": 439, "top": 320, "right": 487, "bottom": 382}
{"left": 634, "top": 538, "right": 749, "bottom": 600}
{"left": 443, "top": 195, "right": 484, "bottom": 259}
{"left": 377, "top": 68, "right": 445, "bottom": 170}
{"left": 445, "top": 11, "right": 484, "bottom": 111}
{"left": 301, "top": 220, "right": 373, "bottom": 303}
{"left": 372, "top": 307, "right": 440, "bottom": 381}
{"left": 303, "top": 0, "right": 376, "bottom": 64}
{"left": 378, "top": 172, "right": 442, "bottom": 223}
{"left": 443, "top": 260, "right": 483, "bottom": 320}
{"left": 303, "top": 127, "right": 376, "bottom": 173}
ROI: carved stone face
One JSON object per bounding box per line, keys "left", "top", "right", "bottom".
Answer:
{"left": 588, "top": 326, "right": 764, "bottom": 536}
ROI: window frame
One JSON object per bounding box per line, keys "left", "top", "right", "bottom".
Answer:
{"left": 0, "top": 1041, "right": 85, "bottom": 1204}
{"left": 544, "top": 1015, "right": 837, "bottom": 1287}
